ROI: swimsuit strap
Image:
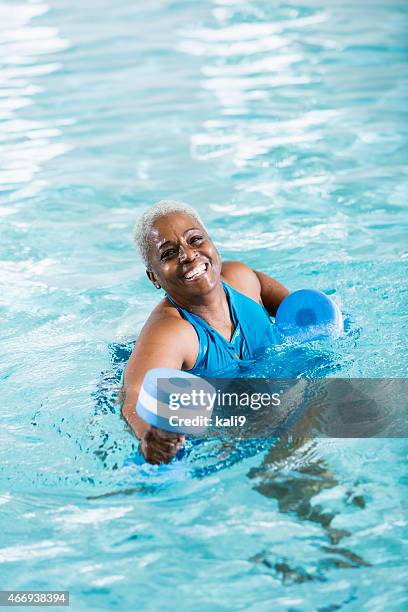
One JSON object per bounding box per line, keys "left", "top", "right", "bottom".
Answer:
{"left": 164, "top": 280, "right": 274, "bottom": 374}
{"left": 165, "top": 281, "right": 241, "bottom": 347}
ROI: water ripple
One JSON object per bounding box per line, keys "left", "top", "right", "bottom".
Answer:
{"left": 0, "top": 0, "right": 407, "bottom": 607}
{"left": 0, "top": 2, "right": 71, "bottom": 189}
{"left": 0, "top": 540, "right": 73, "bottom": 563}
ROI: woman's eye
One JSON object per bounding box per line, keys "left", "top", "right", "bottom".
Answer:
{"left": 190, "top": 236, "right": 203, "bottom": 244}
{"left": 161, "top": 249, "right": 176, "bottom": 259}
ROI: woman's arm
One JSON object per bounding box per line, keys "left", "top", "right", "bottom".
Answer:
{"left": 221, "top": 260, "right": 289, "bottom": 316}
{"left": 121, "top": 315, "right": 196, "bottom": 463}
{"left": 252, "top": 269, "right": 289, "bottom": 317}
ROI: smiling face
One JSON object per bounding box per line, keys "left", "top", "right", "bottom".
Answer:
{"left": 146, "top": 212, "right": 222, "bottom": 302}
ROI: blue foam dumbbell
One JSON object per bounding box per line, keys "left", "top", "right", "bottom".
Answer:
{"left": 136, "top": 367, "right": 215, "bottom": 434}
{"left": 275, "top": 289, "right": 343, "bottom": 344}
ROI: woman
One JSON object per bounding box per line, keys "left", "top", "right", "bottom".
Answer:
{"left": 121, "top": 200, "right": 289, "bottom": 464}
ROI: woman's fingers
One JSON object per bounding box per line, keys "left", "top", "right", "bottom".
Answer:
{"left": 141, "top": 428, "right": 183, "bottom": 464}
{"left": 146, "top": 431, "right": 178, "bottom": 451}
{"left": 154, "top": 427, "right": 181, "bottom": 442}
{"left": 144, "top": 445, "right": 177, "bottom": 465}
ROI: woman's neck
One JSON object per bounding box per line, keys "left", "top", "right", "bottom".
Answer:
{"left": 170, "top": 282, "right": 233, "bottom": 332}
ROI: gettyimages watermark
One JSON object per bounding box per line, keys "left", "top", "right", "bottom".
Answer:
{"left": 156, "top": 378, "right": 408, "bottom": 438}
{"left": 168, "top": 387, "right": 282, "bottom": 411}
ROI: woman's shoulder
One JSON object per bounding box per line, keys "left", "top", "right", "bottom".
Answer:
{"left": 135, "top": 298, "right": 198, "bottom": 370}
{"left": 221, "top": 260, "right": 262, "bottom": 303}
{"left": 125, "top": 299, "right": 198, "bottom": 375}
{"left": 141, "top": 297, "right": 196, "bottom": 341}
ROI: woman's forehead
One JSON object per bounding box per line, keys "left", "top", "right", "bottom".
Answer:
{"left": 149, "top": 212, "right": 203, "bottom": 242}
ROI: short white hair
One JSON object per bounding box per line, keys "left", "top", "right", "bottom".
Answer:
{"left": 133, "top": 200, "right": 205, "bottom": 270}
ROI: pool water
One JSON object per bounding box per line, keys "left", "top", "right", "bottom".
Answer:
{"left": 1, "top": 0, "right": 407, "bottom": 610}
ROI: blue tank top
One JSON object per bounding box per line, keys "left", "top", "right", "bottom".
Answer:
{"left": 165, "top": 281, "right": 276, "bottom": 376}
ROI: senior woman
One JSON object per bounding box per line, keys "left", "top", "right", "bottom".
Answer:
{"left": 121, "top": 200, "right": 289, "bottom": 464}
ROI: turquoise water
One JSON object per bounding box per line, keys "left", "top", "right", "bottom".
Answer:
{"left": 1, "top": 0, "right": 407, "bottom": 609}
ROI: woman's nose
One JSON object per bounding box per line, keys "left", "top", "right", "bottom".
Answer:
{"left": 178, "top": 243, "right": 197, "bottom": 262}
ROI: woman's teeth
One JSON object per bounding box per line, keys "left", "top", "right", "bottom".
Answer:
{"left": 184, "top": 263, "right": 207, "bottom": 280}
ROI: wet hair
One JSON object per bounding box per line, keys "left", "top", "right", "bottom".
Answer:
{"left": 133, "top": 200, "right": 205, "bottom": 270}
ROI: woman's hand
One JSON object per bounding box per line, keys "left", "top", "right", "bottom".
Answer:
{"left": 121, "top": 399, "right": 185, "bottom": 464}
{"left": 140, "top": 426, "right": 185, "bottom": 465}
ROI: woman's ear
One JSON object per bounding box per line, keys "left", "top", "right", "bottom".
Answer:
{"left": 146, "top": 269, "right": 161, "bottom": 289}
